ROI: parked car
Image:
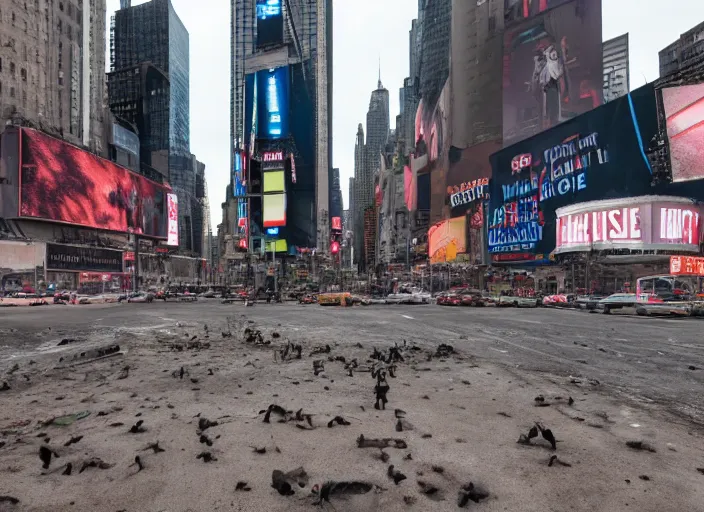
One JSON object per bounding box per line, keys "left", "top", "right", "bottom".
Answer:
{"left": 597, "top": 293, "right": 637, "bottom": 314}
{"left": 460, "top": 290, "right": 486, "bottom": 307}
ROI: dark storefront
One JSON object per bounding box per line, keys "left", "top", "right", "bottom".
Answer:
{"left": 46, "top": 243, "right": 124, "bottom": 292}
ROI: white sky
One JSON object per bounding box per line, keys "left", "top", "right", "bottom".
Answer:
{"left": 105, "top": 0, "right": 704, "bottom": 229}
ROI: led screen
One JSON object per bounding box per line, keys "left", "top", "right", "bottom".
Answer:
{"left": 502, "top": 0, "right": 603, "bottom": 146}
{"left": 256, "top": 0, "right": 284, "bottom": 48}
{"left": 256, "top": 67, "right": 289, "bottom": 139}
{"left": 265, "top": 239, "right": 288, "bottom": 252}
{"left": 266, "top": 227, "right": 280, "bottom": 236}
{"left": 232, "top": 151, "right": 247, "bottom": 197}
{"left": 263, "top": 170, "right": 285, "bottom": 192}
{"left": 428, "top": 217, "right": 467, "bottom": 264}
{"left": 19, "top": 128, "right": 167, "bottom": 238}
{"left": 167, "top": 193, "right": 179, "bottom": 246}
{"left": 662, "top": 83, "right": 704, "bottom": 183}
{"left": 504, "top": 0, "right": 574, "bottom": 25}
{"left": 263, "top": 193, "right": 286, "bottom": 227}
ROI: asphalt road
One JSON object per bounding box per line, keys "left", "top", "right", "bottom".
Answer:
{"left": 2, "top": 301, "right": 703, "bottom": 423}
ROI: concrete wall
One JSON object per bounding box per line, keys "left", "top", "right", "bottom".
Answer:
{"left": 0, "top": 240, "right": 46, "bottom": 292}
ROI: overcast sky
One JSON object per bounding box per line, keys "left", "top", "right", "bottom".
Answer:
{"left": 105, "top": 0, "right": 704, "bottom": 229}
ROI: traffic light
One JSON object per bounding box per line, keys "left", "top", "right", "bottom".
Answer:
{"left": 330, "top": 241, "right": 340, "bottom": 255}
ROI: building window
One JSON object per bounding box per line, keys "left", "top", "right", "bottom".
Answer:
{"left": 67, "top": 25, "right": 71, "bottom": 40}
{"left": 488, "top": 15, "right": 496, "bottom": 33}
{"left": 21, "top": 68, "right": 26, "bottom": 81}
{"left": 10, "top": 62, "right": 15, "bottom": 75}
{"left": 58, "top": 19, "right": 61, "bottom": 33}
{"left": 10, "top": 86, "right": 15, "bottom": 98}
{"left": 59, "top": 2, "right": 64, "bottom": 12}
{"left": 12, "top": 12, "right": 15, "bottom": 26}
{"left": 0, "top": 57, "right": 2, "bottom": 72}
{"left": 22, "top": 90, "right": 26, "bottom": 108}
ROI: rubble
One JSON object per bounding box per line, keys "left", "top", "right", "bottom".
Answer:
{"left": 457, "top": 482, "right": 489, "bottom": 507}
{"left": 313, "top": 481, "right": 375, "bottom": 506}
{"left": 79, "top": 458, "right": 113, "bottom": 472}
{"left": 387, "top": 464, "right": 407, "bottom": 484}
{"left": 626, "top": 440, "right": 657, "bottom": 453}
{"left": 356, "top": 434, "right": 408, "bottom": 449}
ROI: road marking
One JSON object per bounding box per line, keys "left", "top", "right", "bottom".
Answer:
{"left": 401, "top": 315, "right": 414, "bottom": 320}
{"left": 489, "top": 348, "right": 508, "bottom": 354}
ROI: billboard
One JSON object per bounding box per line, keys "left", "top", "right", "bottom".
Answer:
{"left": 263, "top": 170, "right": 285, "bottom": 193}
{"left": 256, "top": 0, "right": 284, "bottom": 48}
{"left": 488, "top": 84, "right": 659, "bottom": 261}
{"left": 232, "top": 151, "right": 247, "bottom": 197}
{"left": 429, "top": 217, "right": 467, "bottom": 264}
{"left": 446, "top": 141, "right": 501, "bottom": 216}
{"left": 167, "top": 193, "right": 179, "bottom": 246}
{"left": 263, "top": 193, "right": 286, "bottom": 227}
{"left": 502, "top": 0, "right": 603, "bottom": 147}
{"left": 504, "top": 0, "right": 574, "bottom": 25}
{"left": 670, "top": 256, "right": 704, "bottom": 276}
{"left": 18, "top": 129, "right": 168, "bottom": 237}
{"left": 46, "top": 243, "right": 123, "bottom": 273}
{"left": 662, "top": 83, "right": 704, "bottom": 182}
{"left": 257, "top": 67, "right": 289, "bottom": 139}
{"left": 603, "top": 34, "right": 630, "bottom": 103}
{"left": 554, "top": 198, "right": 702, "bottom": 253}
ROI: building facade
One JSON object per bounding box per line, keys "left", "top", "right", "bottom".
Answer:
{"left": 0, "top": 0, "right": 107, "bottom": 153}
{"left": 659, "top": 21, "right": 704, "bottom": 78}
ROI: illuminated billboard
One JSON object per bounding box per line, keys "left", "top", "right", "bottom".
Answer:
{"left": 256, "top": 0, "right": 284, "bottom": 48}
{"left": 429, "top": 217, "right": 467, "bottom": 264}
{"left": 232, "top": 151, "right": 247, "bottom": 197}
{"left": 18, "top": 128, "right": 168, "bottom": 238}
{"left": 265, "top": 239, "right": 288, "bottom": 252}
{"left": 167, "top": 193, "right": 179, "bottom": 246}
{"left": 662, "top": 83, "right": 704, "bottom": 183}
{"left": 502, "top": 0, "right": 603, "bottom": 146}
{"left": 263, "top": 170, "right": 285, "bottom": 193}
{"left": 263, "top": 193, "right": 286, "bottom": 227}
{"left": 554, "top": 197, "right": 702, "bottom": 253}
{"left": 256, "top": 67, "right": 289, "bottom": 139}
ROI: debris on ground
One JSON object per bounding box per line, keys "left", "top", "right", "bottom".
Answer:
{"left": 536, "top": 422, "right": 557, "bottom": 450}
{"left": 79, "top": 458, "right": 114, "bottom": 472}
{"left": 133, "top": 456, "right": 144, "bottom": 472}
{"left": 0, "top": 382, "right": 10, "bottom": 392}
{"left": 356, "top": 434, "right": 407, "bottom": 449}
{"left": 63, "top": 435, "right": 83, "bottom": 446}
{"left": 129, "top": 420, "right": 146, "bottom": 434}
{"left": 417, "top": 480, "right": 440, "bottom": 497}
{"left": 626, "top": 441, "right": 657, "bottom": 453}
{"left": 0, "top": 496, "right": 19, "bottom": 505}
{"left": 144, "top": 442, "right": 165, "bottom": 454}
{"left": 457, "top": 482, "right": 489, "bottom": 507}
{"left": 200, "top": 435, "right": 214, "bottom": 447}
{"left": 517, "top": 425, "right": 539, "bottom": 445}
{"left": 50, "top": 411, "right": 91, "bottom": 426}
{"left": 435, "top": 344, "right": 455, "bottom": 358}
{"left": 312, "top": 481, "right": 375, "bottom": 506}
{"left": 62, "top": 463, "right": 72, "bottom": 475}
{"left": 39, "top": 445, "right": 59, "bottom": 469}
{"left": 279, "top": 341, "right": 302, "bottom": 361}
{"left": 372, "top": 364, "right": 390, "bottom": 410}
{"left": 313, "top": 360, "right": 325, "bottom": 376}
{"left": 117, "top": 366, "right": 130, "bottom": 379}
{"left": 262, "top": 404, "right": 289, "bottom": 423}
{"left": 244, "top": 328, "right": 265, "bottom": 344}
{"left": 387, "top": 464, "right": 407, "bottom": 484}
{"left": 271, "top": 467, "right": 309, "bottom": 496}
{"left": 327, "top": 416, "right": 351, "bottom": 428}
{"left": 639, "top": 475, "right": 651, "bottom": 481}
{"left": 235, "top": 481, "right": 251, "bottom": 491}
{"left": 196, "top": 451, "right": 217, "bottom": 463}
{"left": 198, "top": 417, "right": 218, "bottom": 431}
{"left": 251, "top": 446, "right": 266, "bottom": 454}
{"left": 310, "top": 344, "right": 331, "bottom": 356}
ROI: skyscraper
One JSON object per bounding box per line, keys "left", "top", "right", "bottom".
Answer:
{"left": 353, "top": 123, "right": 365, "bottom": 263}
{"left": 0, "top": 0, "right": 107, "bottom": 153}
{"left": 110, "top": 0, "right": 200, "bottom": 254}
{"left": 229, "top": 0, "right": 332, "bottom": 253}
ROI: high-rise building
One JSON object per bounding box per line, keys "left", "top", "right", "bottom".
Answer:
{"left": 659, "top": 21, "right": 704, "bottom": 78}
{"left": 363, "top": 80, "right": 389, "bottom": 208}
{"left": 110, "top": 0, "right": 199, "bottom": 253}
{"left": 230, "top": 0, "right": 332, "bottom": 254}
{"left": 0, "top": 0, "right": 107, "bottom": 153}
{"left": 353, "top": 123, "right": 365, "bottom": 263}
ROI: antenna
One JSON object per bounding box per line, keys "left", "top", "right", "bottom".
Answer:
{"left": 378, "top": 56, "right": 382, "bottom": 89}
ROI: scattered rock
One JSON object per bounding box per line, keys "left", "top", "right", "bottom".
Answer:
{"left": 198, "top": 417, "right": 218, "bottom": 431}
{"left": 196, "top": 451, "right": 217, "bottom": 463}
{"left": 0, "top": 496, "right": 19, "bottom": 505}
{"left": 117, "top": 366, "right": 130, "bottom": 379}
{"left": 696, "top": 468, "right": 704, "bottom": 475}
{"left": 313, "top": 481, "right": 374, "bottom": 506}
{"left": 200, "top": 435, "right": 214, "bottom": 447}
{"left": 431, "top": 465, "right": 444, "bottom": 474}
{"left": 235, "top": 481, "right": 251, "bottom": 491}
{"left": 688, "top": 366, "right": 697, "bottom": 371}
{"left": 79, "top": 458, "right": 113, "bottom": 472}
{"left": 327, "top": 416, "right": 351, "bottom": 428}
{"left": 536, "top": 423, "right": 556, "bottom": 450}
{"left": 145, "top": 441, "right": 165, "bottom": 454}
{"left": 39, "top": 445, "right": 59, "bottom": 469}
{"left": 435, "top": 344, "right": 455, "bottom": 358}
{"left": 457, "top": 482, "right": 489, "bottom": 507}
{"left": 0, "top": 382, "right": 10, "bottom": 392}
{"left": 417, "top": 480, "right": 440, "bottom": 497}
{"left": 403, "top": 495, "right": 417, "bottom": 505}
{"left": 421, "top": 434, "right": 432, "bottom": 439}
{"left": 387, "top": 464, "right": 407, "bottom": 484}
{"left": 62, "top": 463, "right": 72, "bottom": 475}
{"left": 63, "top": 436, "right": 83, "bottom": 447}
{"left": 548, "top": 455, "right": 572, "bottom": 467}
{"left": 133, "top": 455, "right": 144, "bottom": 472}
{"left": 626, "top": 441, "right": 656, "bottom": 453}
{"left": 252, "top": 446, "right": 266, "bottom": 454}
{"left": 129, "top": 420, "right": 146, "bottom": 434}
{"left": 639, "top": 475, "right": 650, "bottom": 481}
{"left": 272, "top": 467, "right": 309, "bottom": 496}
{"left": 356, "top": 435, "right": 407, "bottom": 449}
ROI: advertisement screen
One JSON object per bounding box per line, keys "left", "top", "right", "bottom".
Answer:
{"left": 670, "top": 256, "right": 704, "bottom": 276}
{"left": 502, "top": 0, "right": 603, "bottom": 147}
{"left": 233, "top": 151, "right": 247, "bottom": 197}
{"left": 46, "top": 243, "right": 123, "bottom": 273}
{"left": 555, "top": 199, "right": 702, "bottom": 253}
{"left": 167, "top": 193, "right": 179, "bottom": 246}
{"left": 19, "top": 128, "right": 167, "bottom": 237}
{"left": 256, "top": 0, "right": 284, "bottom": 48}
{"left": 263, "top": 170, "right": 285, "bottom": 192}
{"left": 263, "top": 193, "right": 286, "bottom": 227}
{"left": 662, "top": 83, "right": 704, "bottom": 183}
{"left": 331, "top": 216, "right": 342, "bottom": 231}
{"left": 257, "top": 67, "right": 289, "bottom": 139}
{"left": 504, "top": 0, "right": 574, "bottom": 25}
{"left": 265, "top": 239, "right": 288, "bottom": 252}
{"left": 429, "top": 217, "right": 467, "bottom": 264}
{"left": 488, "top": 84, "right": 659, "bottom": 261}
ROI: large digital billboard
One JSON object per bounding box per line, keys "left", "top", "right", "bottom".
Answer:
{"left": 429, "top": 217, "right": 467, "bottom": 264}
{"left": 488, "top": 84, "right": 659, "bottom": 262}
{"left": 263, "top": 193, "right": 286, "bottom": 227}
{"left": 232, "top": 151, "right": 247, "bottom": 197}
{"left": 167, "top": 193, "right": 179, "bottom": 246}
{"left": 19, "top": 128, "right": 168, "bottom": 238}
{"left": 502, "top": 0, "right": 603, "bottom": 147}
{"left": 662, "top": 83, "right": 704, "bottom": 183}
{"left": 256, "top": 67, "right": 289, "bottom": 140}
{"left": 256, "top": 0, "right": 284, "bottom": 48}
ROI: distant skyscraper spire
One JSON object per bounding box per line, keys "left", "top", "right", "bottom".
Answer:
{"left": 378, "top": 56, "right": 382, "bottom": 89}
{"left": 120, "top": 0, "right": 131, "bottom": 9}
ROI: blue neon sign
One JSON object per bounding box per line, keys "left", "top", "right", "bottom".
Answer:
{"left": 266, "top": 227, "right": 280, "bottom": 236}
{"left": 256, "top": 66, "right": 289, "bottom": 140}
{"left": 257, "top": 0, "right": 281, "bottom": 19}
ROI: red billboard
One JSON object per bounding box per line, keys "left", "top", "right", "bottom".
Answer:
{"left": 662, "top": 83, "right": 704, "bottom": 183}
{"left": 504, "top": 0, "right": 575, "bottom": 25}
{"left": 502, "top": 0, "right": 603, "bottom": 147}
{"left": 18, "top": 128, "right": 168, "bottom": 238}
{"left": 429, "top": 217, "right": 467, "bottom": 264}
{"left": 670, "top": 256, "right": 704, "bottom": 276}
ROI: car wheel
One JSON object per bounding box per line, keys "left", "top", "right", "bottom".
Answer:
{"left": 636, "top": 307, "right": 648, "bottom": 316}
{"left": 603, "top": 305, "right": 611, "bottom": 314}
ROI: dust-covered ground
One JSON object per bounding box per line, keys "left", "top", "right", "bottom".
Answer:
{"left": 1, "top": 302, "right": 703, "bottom": 512}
